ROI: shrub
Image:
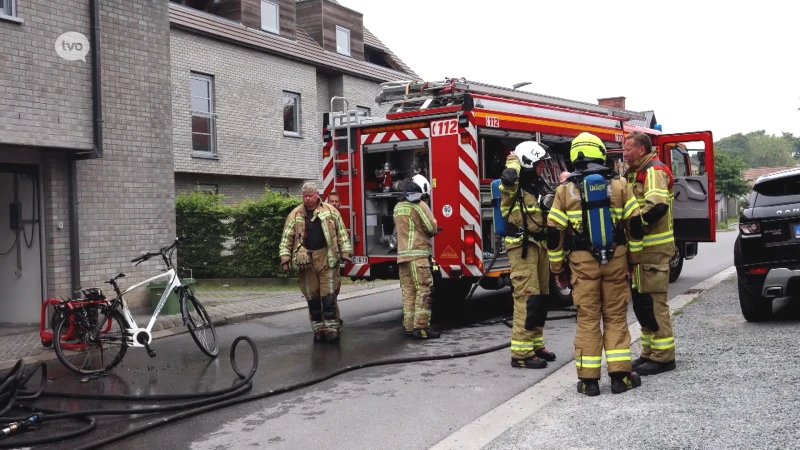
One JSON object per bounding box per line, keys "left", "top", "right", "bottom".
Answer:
{"left": 227, "top": 191, "right": 302, "bottom": 278}
{"left": 175, "top": 190, "right": 231, "bottom": 278}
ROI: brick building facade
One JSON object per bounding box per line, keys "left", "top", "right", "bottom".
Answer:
{"left": 169, "top": 0, "right": 416, "bottom": 203}
{"left": 1, "top": 0, "right": 174, "bottom": 323}
{"left": 0, "top": 0, "right": 417, "bottom": 324}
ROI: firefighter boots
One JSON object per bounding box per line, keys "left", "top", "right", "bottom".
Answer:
{"left": 576, "top": 379, "right": 600, "bottom": 397}
{"left": 535, "top": 348, "right": 557, "bottom": 361}
{"left": 634, "top": 360, "right": 676, "bottom": 376}
{"left": 412, "top": 327, "right": 440, "bottom": 340}
{"left": 631, "top": 356, "right": 651, "bottom": 370}
{"left": 610, "top": 372, "right": 642, "bottom": 394}
{"left": 511, "top": 356, "right": 547, "bottom": 369}
{"left": 325, "top": 330, "right": 340, "bottom": 343}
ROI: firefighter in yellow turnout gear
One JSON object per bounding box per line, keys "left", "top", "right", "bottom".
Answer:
{"left": 279, "top": 182, "right": 352, "bottom": 343}
{"left": 623, "top": 132, "right": 677, "bottom": 376}
{"left": 499, "top": 141, "right": 558, "bottom": 369}
{"left": 393, "top": 175, "right": 441, "bottom": 340}
{"left": 547, "top": 132, "right": 644, "bottom": 395}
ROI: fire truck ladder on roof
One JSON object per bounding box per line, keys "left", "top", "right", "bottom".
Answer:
{"left": 376, "top": 77, "right": 647, "bottom": 122}
{"left": 329, "top": 96, "right": 359, "bottom": 243}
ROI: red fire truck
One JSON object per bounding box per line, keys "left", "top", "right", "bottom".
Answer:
{"left": 322, "top": 78, "right": 715, "bottom": 318}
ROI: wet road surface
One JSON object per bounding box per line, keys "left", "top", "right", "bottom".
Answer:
{"left": 2, "top": 232, "right": 735, "bottom": 450}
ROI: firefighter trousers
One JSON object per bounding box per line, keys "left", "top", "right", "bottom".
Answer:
{"left": 298, "top": 248, "right": 341, "bottom": 335}
{"left": 399, "top": 259, "right": 433, "bottom": 332}
{"left": 570, "top": 247, "right": 632, "bottom": 380}
{"left": 507, "top": 244, "right": 549, "bottom": 360}
{"left": 632, "top": 251, "right": 675, "bottom": 363}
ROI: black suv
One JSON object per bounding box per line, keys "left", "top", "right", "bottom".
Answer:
{"left": 735, "top": 167, "right": 800, "bottom": 321}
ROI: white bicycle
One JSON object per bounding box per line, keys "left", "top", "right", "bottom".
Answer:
{"left": 52, "top": 236, "right": 218, "bottom": 375}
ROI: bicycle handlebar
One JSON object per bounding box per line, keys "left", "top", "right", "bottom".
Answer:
{"left": 130, "top": 235, "right": 189, "bottom": 264}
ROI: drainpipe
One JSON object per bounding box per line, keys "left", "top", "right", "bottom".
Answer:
{"left": 89, "top": 0, "right": 103, "bottom": 159}
{"left": 69, "top": 0, "right": 103, "bottom": 297}
{"left": 68, "top": 160, "right": 80, "bottom": 298}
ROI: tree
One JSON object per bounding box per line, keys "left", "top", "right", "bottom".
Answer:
{"left": 782, "top": 132, "right": 800, "bottom": 159}
{"left": 715, "top": 130, "right": 796, "bottom": 168}
{"left": 714, "top": 151, "right": 750, "bottom": 198}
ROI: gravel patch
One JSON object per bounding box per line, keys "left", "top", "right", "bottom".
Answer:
{"left": 484, "top": 277, "right": 800, "bottom": 450}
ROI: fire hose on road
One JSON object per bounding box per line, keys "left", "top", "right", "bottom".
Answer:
{"left": 1, "top": 318, "right": 570, "bottom": 449}
{"left": 1, "top": 242, "right": 577, "bottom": 448}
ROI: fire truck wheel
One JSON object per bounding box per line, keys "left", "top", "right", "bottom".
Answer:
{"left": 669, "top": 245, "right": 684, "bottom": 283}
{"left": 431, "top": 278, "right": 473, "bottom": 326}
{"left": 549, "top": 275, "right": 574, "bottom": 309}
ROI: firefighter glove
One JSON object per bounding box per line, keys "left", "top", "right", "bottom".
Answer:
{"left": 294, "top": 247, "right": 312, "bottom": 271}
{"left": 554, "top": 271, "right": 570, "bottom": 290}
{"left": 501, "top": 168, "right": 519, "bottom": 187}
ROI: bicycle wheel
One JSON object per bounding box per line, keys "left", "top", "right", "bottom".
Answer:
{"left": 53, "top": 305, "right": 128, "bottom": 375}
{"left": 184, "top": 293, "right": 218, "bottom": 358}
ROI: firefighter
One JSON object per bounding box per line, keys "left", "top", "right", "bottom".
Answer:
{"left": 623, "top": 131, "right": 677, "bottom": 376}
{"left": 499, "top": 141, "right": 558, "bottom": 369}
{"left": 393, "top": 174, "right": 441, "bottom": 339}
{"left": 327, "top": 191, "right": 341, "bottom": 210}
{"left": 326, "top": 191, "right": 343, "bottom": 318}
{"left": 547, "top": 132, "right": 645, "bottom": 395}
{"left": 279, "top": 182, "right": 352, "bottom": 343}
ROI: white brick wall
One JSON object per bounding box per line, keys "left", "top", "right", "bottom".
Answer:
{"left": 0, "top": 0, "right": 94, "bottom": 150}
{"left": 171, "top": 30, "right": 319, "bottom": 181}
{"left": 175, "top": 173, "right": 304, "bottom": 205}
{"left": 342, "top": 74, "right": 391, "bottom": 119}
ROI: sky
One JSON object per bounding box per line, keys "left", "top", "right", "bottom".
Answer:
{"left": 340, "top": 0, "right": 799, "bottom": 141}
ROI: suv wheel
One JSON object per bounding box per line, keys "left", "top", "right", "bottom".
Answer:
{"left": 737, "top": 275, "right": 772, "bottom": 322}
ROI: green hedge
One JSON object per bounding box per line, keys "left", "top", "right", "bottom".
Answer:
{"left": 175, "top": 189, "right": 302, "bottom": 279}
{"left": 175, "top": 191, "right": 231, "bottom": 279}
{"left": 228, "top": 191, "right": 301, "bottom": 278}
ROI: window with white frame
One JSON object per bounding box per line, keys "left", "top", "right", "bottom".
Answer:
{"left": 336, "top": 26, "right": 350, "bottom": 56}
{"left": 0, "top": 0, "right": 16, "bottom": 17}
{"left": 190, "top": 73, "right": 216, "bottom": 154}
{"left": 357, "top": 106, "right": 371, "bottom": 117}
{"left": 261, "top": 0, "right": 279, "bottom": 34}
{"left": 283, "top": 92, "right": 301, "bottom": 136}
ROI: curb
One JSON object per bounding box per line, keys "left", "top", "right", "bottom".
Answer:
{"left": 429, "top": 265, "right": 737, "bottom": 450}
{"left": 0, "top": 283, "right": 400, "bottom": 372}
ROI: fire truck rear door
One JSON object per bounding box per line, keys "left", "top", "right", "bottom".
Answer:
{"left": 657, "top": 131, "right": 716, "bottom": 243}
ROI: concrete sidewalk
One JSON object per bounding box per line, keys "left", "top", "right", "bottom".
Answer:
{"left": 0, "top": 280, "right": 398, "bottom": 370}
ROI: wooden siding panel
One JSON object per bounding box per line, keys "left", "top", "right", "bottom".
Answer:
{"left": 168, "top": 3, "right": 419, "bottom": 83}
{"left": 295, "top": 0, "right": 323, "bottom": 45}
{"left": 278, "top": 0, "right": 296, "bottom": 40}
{"left": 240, "top": 0, "right": 259, "bottom": 29}
{"left": 214, "top": 0, "right": 242, "bottom": 22}
{"left": 321, "top": 1, "right": 363, "bottom": 60}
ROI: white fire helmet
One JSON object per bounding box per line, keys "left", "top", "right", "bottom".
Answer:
{"left": 411, "top": 174, "right": 431, "bottom": 196}
{"left": 514, "top": 141, "right": 550, "bottom": 169}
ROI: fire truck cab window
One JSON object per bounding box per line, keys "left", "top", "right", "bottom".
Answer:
{"left": 363, "top": 143, "right": 430, "bottom": 257}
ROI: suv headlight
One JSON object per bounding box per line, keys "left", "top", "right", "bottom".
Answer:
{"left": 739, "top": 222, "right": 760, "bottom": 235}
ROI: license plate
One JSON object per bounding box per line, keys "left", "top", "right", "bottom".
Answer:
{"left": 794, "top": 224, "right": 800, "bottom": 239}
{"left": 352, "top": 256, "right": 368, "bottom": 264}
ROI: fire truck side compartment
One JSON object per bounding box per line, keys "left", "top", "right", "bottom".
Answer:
{"left": 362, "top": 140, "right": 430, "bottom": 257}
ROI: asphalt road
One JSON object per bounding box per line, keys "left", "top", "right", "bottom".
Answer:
{"left": 2, "top": 231, "right": 737, "bottom": 450}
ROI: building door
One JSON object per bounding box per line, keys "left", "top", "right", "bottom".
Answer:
{"left": 0, "top": 164, "right": 44, "bottom": 325}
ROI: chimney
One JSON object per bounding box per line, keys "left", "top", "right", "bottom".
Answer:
{"left": 598, "top": 96, "right": 626, "bottom": 110}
